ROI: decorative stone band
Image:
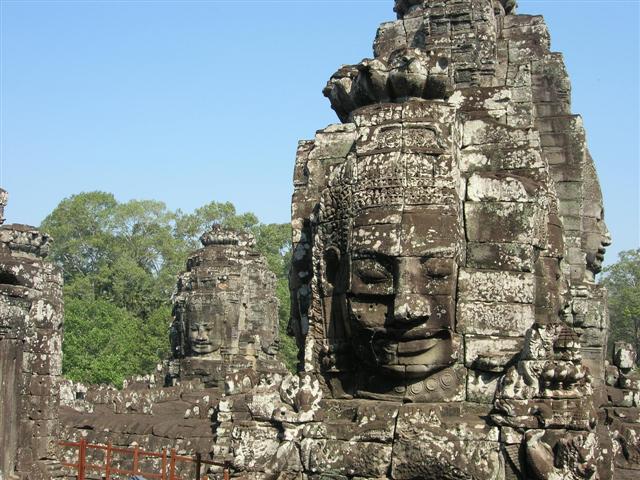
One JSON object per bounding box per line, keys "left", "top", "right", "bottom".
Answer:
{"left": 199, "top": 224, "right": 255, "bottom": 248}
{"left": 393, "top": 0, "right": 517, "bottom": 19}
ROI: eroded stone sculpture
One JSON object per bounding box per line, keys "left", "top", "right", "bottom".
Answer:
{"left": 168, "top": 224, "right": 281, "bottom": 386}
{"left": 43, "top": 1, "right": 640, "bottom": 478}
{"left": 276, "top": 0, "right": 636, "bottom": 478}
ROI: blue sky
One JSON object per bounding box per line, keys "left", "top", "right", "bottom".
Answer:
{"left": 1, "top": 0, "right": 638, "bottom": 265}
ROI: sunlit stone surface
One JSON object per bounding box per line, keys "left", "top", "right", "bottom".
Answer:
{"left": 4, "top": 1, "right": 637, "bottom": 479}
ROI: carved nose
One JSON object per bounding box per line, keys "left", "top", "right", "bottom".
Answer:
{"left": 393, "top": 294, "right": 431, "bottom": 323}
{"left": 602, "top": 230, "right": 612, "bottom": 247}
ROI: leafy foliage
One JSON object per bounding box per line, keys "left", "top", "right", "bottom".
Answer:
{"left": 41, "top": 192, "right": 296, "bottom": 386}
{"left": 62, "top": 298, "right": 169, "bottom": 387}
{"left": 600, "top": 249, "right": 640, "bottom": 361}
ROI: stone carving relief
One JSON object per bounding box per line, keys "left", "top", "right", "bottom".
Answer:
{"left": 16, "top": 1, "right": 637, "bottom": 479}
{"left": 168, "top": 225, "right": 281, "bottom": 386}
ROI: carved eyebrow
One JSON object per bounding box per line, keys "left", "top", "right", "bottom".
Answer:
{"left": 413, "top": 247, "right": 457, "bottom": 258}
{"left": 351, "top": 250, "right": 393, "bottom": 261}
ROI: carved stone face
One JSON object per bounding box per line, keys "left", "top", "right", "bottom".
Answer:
{"left": 185, "top": 306, "right": 221, "bottom": 355}
{"left": 582, "top": 206, "right": 611, "bottom": 274}
{"left": 182, "top": 292, "right": 239, "bottom": 356}
{"left": 324, "top": 205, "right": 458, "bottom": 382}
{"left": 581, "top": 155, "right": 611, "bottom": 276}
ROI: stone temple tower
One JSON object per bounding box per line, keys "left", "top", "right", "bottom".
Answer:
{"left": 281, "top": 0, "right": 638, "bottom": 477}
{"left": 167, "top": 224, "right": 282, "bottom": 387}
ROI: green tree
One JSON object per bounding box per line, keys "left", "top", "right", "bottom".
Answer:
{"left": 62, "top": 298, "right": 160, "bottom": 387}
{"left": 41, "top": 192, "right": 297, "bottom": 385}
{"left": 601, "top": 249, "right": 640, "bottom": 359}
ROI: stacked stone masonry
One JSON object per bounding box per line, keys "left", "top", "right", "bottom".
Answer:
{"left": 0, "top": 189, "right": 65, "bottom": 480}
{"left": 0, "top": 1, "right": 637, "bottom": 479}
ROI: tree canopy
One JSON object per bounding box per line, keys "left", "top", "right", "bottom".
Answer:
{"left": 41, "top": 192, "right": 295, "bottom": 387}
{"left": 600, "top": 249, "right": 640, "bottom": 361}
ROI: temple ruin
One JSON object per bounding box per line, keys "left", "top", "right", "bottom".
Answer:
{"left": 57, "top": 225, "right": 285, "bottom": 477}
{"left": 0, "top": 1, "right": 638, "bottom": 479}
{"left": 0, "top": 189, "right": 65, "bottom": 479}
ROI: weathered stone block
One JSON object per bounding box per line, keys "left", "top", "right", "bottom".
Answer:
{"left": 458, "top": 269, "right": 535, "bottom": 304}
{"left": 467, "top": 370, "right": 501, "bottom": 404}
{"left": 462, "top": 119, "right": 534, "bottom": 148}
{"left": 467, "top": 172, "right": 534, "bottom": 202}
{"left": 457, "top": 301, "right": 534, "bottom": 336}
{"left": 464, "top": 336, "right": 523, "bottom": 372}
{"left": 309, "top": 124, "right": 356, "bottom": 161}
{"left": 301, "top": 438, "right": 392, "bottom": 478}
{"left": 466, "top": 242, "right": 535, "bottom": 271}
{"left": 231, "top": 422, "right": 281, "bottom": 471}
{"left": 464, "top": 201, "right": 544, "bottom": 244}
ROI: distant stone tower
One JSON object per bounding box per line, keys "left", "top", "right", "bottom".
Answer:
{"left": 167, "top": 225, "right": 282, "bottom": 387}
{"left": 0, "top": 189, "right": 65, "bottom": 479}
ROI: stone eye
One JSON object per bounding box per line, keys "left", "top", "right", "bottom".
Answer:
{"left": 357, "top": 266, "right": 391, "bottom": 284}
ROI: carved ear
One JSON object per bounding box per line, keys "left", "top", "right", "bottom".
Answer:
{"left": 324, "top": 247, "right": 341, "bottom": 285}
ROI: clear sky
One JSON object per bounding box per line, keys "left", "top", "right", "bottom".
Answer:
{"left": 1, "top": 0, "right": 638, "bottom": 265}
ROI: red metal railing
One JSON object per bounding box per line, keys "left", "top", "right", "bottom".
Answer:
{"left": 59, "top": 439, "right": 229, "bottom": 480}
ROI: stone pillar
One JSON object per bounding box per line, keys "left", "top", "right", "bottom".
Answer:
{"left": 0, "top": 190, "right": 64, "bottom": 480}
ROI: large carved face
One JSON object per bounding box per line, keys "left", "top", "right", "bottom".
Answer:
{"left": 582, "top": 158, "right": 611, "bottom": 275}
{"left": 319, "top": 152, "right": 460, "bottom": 385}
{"left": 343, "top": 208, "right": 458, "bottom": 380}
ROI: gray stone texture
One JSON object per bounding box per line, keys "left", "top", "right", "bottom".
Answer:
{"left": 0, "top": 190, "right": 65, "bottom": 479}
{"left": 3, "top": 1, "right": 637, "bottom": 479}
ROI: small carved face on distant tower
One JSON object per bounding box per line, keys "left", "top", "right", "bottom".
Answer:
{"left": 171, "top": 225, "right": 280, "bottom": 362}
{"left": 173, "top": 258, "right": 243, "bottom": 357}
{"left": 187, "top": 320, "right": 216, "bottom": 354}
{"left": 183, "top": 295, "right": 231, "bottom": 355}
